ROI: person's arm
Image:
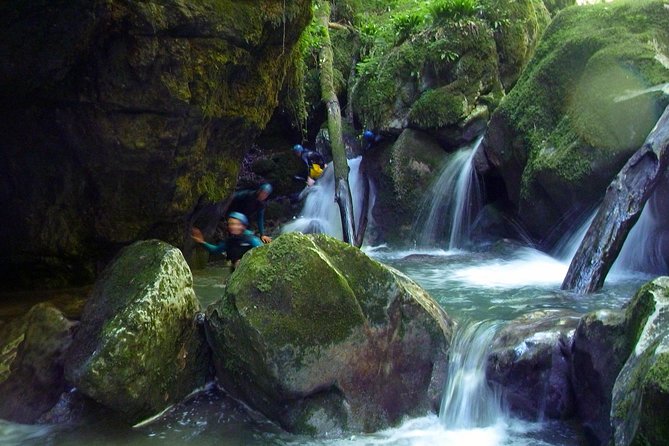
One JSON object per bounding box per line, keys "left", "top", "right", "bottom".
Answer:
{"left": 256, "top": 207, "right": 272, "bottom": 243}
{"left": 192, "top": 227, "right": 227, "bottom": 254}
{"left": 201, "top": 240, "right": 227, "bottom": 254}
{"left": 244, "top": 230, "right": 264, "bottom": 247}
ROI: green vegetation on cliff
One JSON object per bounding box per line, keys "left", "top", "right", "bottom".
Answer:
{"left": 497, "top": 0, "right": 669, "bottom": 200}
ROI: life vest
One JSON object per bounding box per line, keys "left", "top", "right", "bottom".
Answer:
{"left": 309, "top": 163, "right": 324, "bottom": 179}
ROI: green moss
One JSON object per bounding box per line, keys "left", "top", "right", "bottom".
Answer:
{"left": 495, "top": 0, "right": 669, "bottom": 199}
{"left": 409, "top": 88, "right": 467, "bottom": 128}
{"left": 646, "top": 351, "right": 669, "bottom": 393}
{"left": 226, "top": 234, "right": 366, "bottom": 351}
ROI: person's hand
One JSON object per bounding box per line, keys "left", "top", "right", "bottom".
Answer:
{"left": 306, "top": 177, "right": 315, "bottom": 187}
{"left": 261, "top": 235, "right": 272, "bottom": 244}
{"left": 191, "top": 227, "right": 205, "bottom": 244}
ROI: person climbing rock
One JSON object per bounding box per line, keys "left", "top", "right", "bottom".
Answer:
{"left": 228, "top": 183, "right": 273, "bottom": 243}
{"left": 292, "top": 144, "right": 327, "bottom": 187}
{"left": 191, "top": 212, "right": 263, "bottom": 271}
{"left": 362, "top": 129, "right": 382, "bottom": 151}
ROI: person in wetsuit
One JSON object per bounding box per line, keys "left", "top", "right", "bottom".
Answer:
{"left": 362, "top": 129, "right": 382, "bottom": 151}
{"left": 191, "top": 211, "right": 263, "bottom": 271}
{"left": 292, "top": 144, "right": 327, "bottom": 187}
{"left": 228, "top": 183, "right": 273, "bottom": 243}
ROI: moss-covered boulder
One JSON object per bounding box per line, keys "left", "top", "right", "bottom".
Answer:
{"left": 482, "top": 0, "right": 669, "bottom": 244}
{"left": 572, "top": 276, "right": 669, "bottom": 445}
{"left": 64, "top": 240, "right": 210, "bottom": 424}
{"left": 352, "top": 0, "right": 548, "bottom": 144}
{"left": 363, "top": 129, "right": 448, "bottom": 244}
{"left": 0, "top": 0, "right": 312, "bottom": 290}
{"left": 486, "top": 309, "right": 580, "bottom": 420}
{"left": 0, "top": 303, "right": 75, "bottom": 423}
{"left": 206, "top": 232, "right": 453, "bottom": 435}
{"left": 571, "top": 308, "right": 629, "bottom": 446}
{"left": 611, "top": 277, "right": 669, "bottom": 446}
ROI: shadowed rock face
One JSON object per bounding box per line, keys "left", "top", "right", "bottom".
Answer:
{"left": 486, "top": 309, "right": 580, "bottom": 420}
{"left": 0, "top": 0, "right": 311, "bottom": 290}
{"left": 206, "top": 232, "right": 454, "bottom": 435}
{"left": 0, "top": 303, "right": 75, "bottom": 423}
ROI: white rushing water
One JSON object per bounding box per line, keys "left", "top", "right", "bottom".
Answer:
{"left": 413, "top": 137, "right": 483, "bottom": 249}
{"left": 440, "top": 321, "right": 505, "bottom": 429}
{"left": 281, "top": 157, "right": 374, "bottom": 240}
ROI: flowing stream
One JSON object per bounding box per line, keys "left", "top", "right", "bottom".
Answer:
{"left": 0, "top": 153, "right": 656, "bottom": 446}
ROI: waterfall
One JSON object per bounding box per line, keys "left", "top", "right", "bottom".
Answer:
{"left": 613, "top": 200, "right": 669, "bottom": 275}
{"left": 281, "top": 157, "right": 374, "bottom": 240}
{"left": 440, "top": 320, "right": 505, "bottom": 429}
{"left": 551, "top": 210, "right": 597, "bottom": 262}
{"left": 413, "top": 137, "right": 483, "bottom": 250}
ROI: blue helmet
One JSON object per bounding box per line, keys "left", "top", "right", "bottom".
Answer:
{"left": 293, "top": 144, "right": 304, "bottom": 153}
{"left": 363, "top": 130, "right": 375, "bottom": 141}
{"left": 258, "top": 183, "right": 273, "bottom": 194}
{"left": 227, "top": 211, "right": 249, "bottom": 226}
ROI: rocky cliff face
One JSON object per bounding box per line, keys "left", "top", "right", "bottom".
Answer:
{"left": 0, "top": 0, "right": 311, "bottom": 290}
{"left": 480, "top": 0, "right": 669, "bottom": 247}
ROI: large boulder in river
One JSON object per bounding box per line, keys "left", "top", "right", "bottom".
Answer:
{"left": 0, "top": 303, "right": 75, "bottom": 423}
{"left": 480, "top": 0, "right": 669, "bottom": 246}
{"left": 205, "top": 232, "right": 454, "bottom": 435}
{"left": 486, "top": 309, "right": 580, "bottom": 420}
{"left": 611, "top": 277, "right": 669, "bottom": 446}
{"left": 571, "top": 308, "right": 630, "bottom": 446}
{"left": 64, "top": 240, "right": 210, "bottom": 424}
{"left": 0, "top": 0, "right": 312, "bottom": 290}
{"left": 571, "top": 276, "right": 669, "bottom": 446}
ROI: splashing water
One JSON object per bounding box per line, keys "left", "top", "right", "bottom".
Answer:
{"left": 281, "top": 157, "right": 374, "bottom": 240}
{"left": 413, "top": 137, "right": 483, "bottom": 249}
{"left": 440, "top": 320, "right": 505, "bottom": 429}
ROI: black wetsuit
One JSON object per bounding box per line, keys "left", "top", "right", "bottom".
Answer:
{"left": 200, "top": 230, "right": 262, "bottom": 263}
{"left": 228, "top": 189, "right": 267, "bottom": 237}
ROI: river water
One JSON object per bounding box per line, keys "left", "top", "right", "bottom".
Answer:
{"left": 1, "top": 242, "right": 651, "bottom": 446}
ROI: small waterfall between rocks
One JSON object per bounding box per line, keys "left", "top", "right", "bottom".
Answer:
{"left": 281, "top": 157, "right": 374, "bottom": 240}
{"left": 413, "top": 137, "right": 484, "bottom": 250}
{"left": 440, "top": 321, "right": 505, "bottom": 430}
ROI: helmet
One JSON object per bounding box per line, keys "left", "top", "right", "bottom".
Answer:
{"left": 258, "top": 183, "right": 273, "bottom": 194}
{"left": 292, "top": 144, "right": 304, "bottom": 153}
{"left": 227, "top": 211, "right": 249, "bottom": 227}
{"left": 363, "top": 130, "right": 374, "bottom": 140}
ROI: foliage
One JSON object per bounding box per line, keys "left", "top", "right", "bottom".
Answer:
{"left": 391, "top": 10, "right": 425, "bottom": 44}
{"left": 429, "top": 0, "right": 480, "bottom": 24}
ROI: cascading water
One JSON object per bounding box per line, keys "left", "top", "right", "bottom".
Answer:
{"left": 281, "top": 157, "right": 374, "bottom": 240}
{"left": 440, "top": 321, "right": 505, "bottom": 430}
{"left": 413, "top": 137, "right": 483, "bottom": 250}
{"left": 612, "top": 199, "right": 669, "bottom": 275}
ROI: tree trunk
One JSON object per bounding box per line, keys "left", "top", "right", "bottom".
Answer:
{"left": 562, "top": 105, "right": 669, "bottom": 293}
{"left": 316, "top": 1, "right": 355, "bottom": 244}
{"left": 354, "top": 159, "right": 370, "bottom": 248}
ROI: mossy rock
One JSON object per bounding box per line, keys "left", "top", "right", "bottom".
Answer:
{"left": 64, "top": 240, "right": 210, "bottom": 424}
{"left": 0, "top": 0, "right": 312, "bottom": 291}
{"left": 482, "top": 0, "right": 669, "bottom": 243}
{"left": 365, "top": 129, "right": 448, "bottom": 245}
{"left": 611, "top": 277, "right": 669, "bottom": 446}
{"left": 352, "top": 0, "right": 547, "bottom": 135}
{"left": 0, "top": 303, "right": 74, "bottom": 423}
{"left": 206, "top": 232, "right": 453, "bottom": 434}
